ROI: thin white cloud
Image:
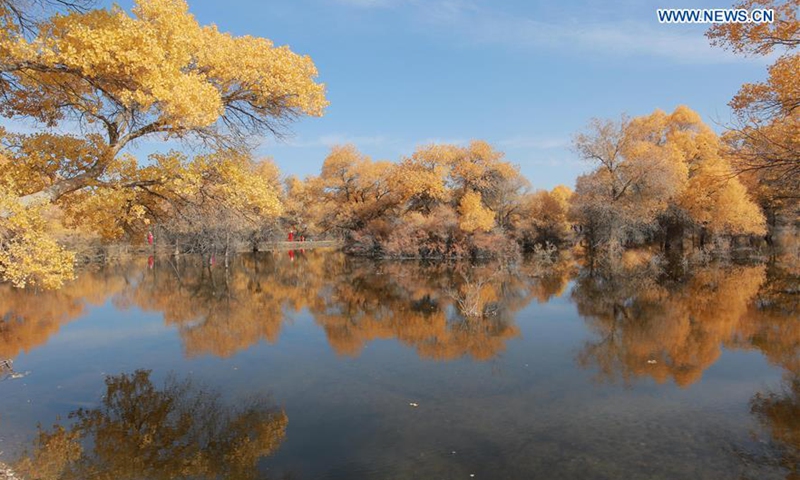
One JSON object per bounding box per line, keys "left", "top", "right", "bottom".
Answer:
{"left": 333, "top": 0, "right": 405, "bottom": 7}
{"left": 499, "top": 135, "right": 570, "bottom": 150}
{"left": 268, "top": 133, "right": 392, "bottom": 148}
{"left": 467, "top": 16, "right": 746, "bottom": 64}
{"left": 522, "top": 156, "right": 584, "bottom": 167}
{"left": 334, "top": 0, "right": 766, "bottom": 64}
{"left": 317, "top": 133, "right": 390, "bottom": 147}
{"left": 417, "top": 137, "right": 469, "bottom": 146}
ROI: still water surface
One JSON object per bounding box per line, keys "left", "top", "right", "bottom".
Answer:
{"left": 0, "top": 250, "right": 797, "bottom": 479}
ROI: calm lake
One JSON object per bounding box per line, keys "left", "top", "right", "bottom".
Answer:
{"left": 0, "top": 250, "right": 797, "bottom": 479}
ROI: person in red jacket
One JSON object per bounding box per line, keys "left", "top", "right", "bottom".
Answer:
{"left": 147, "top": 231, "right": 154, "bottom": 245}
{"left": 288, "top": 230, "right": 294, "bottom": 242}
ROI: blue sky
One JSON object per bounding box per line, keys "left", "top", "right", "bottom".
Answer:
{"left": 37, "top": 1, "right": 780, "bottom": 189}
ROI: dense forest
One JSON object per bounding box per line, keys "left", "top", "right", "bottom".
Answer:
{"left": 0, "top": 0, "right": 797, "bottom": 289}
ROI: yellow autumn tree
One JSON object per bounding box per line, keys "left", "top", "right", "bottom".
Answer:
{"left": 0, "top": 171, "right": 74, "bottom": 288}
{"left": 312, "top": 144, "right": 395, "bottom": 235}
{"left": 0, "top": 139, "right": 79, "bottom": 288}
{"left": 0, "top": 0, "right": 327, "bottom": 288}
{"left": 458, "top": 190, "right": 495, "bottom": 233}
{"left": 517, "top": 185, "right": 573, "bottom": 248}
{"left": 572, "top": 106, "right": 765, "bottom": 256}
{"left": 0, "top": 1, "right": 93, "bottom": 32}
{"left": 390, "top": 145, "right": 453, "bottom": 214}
{"left": 448, "top": 141, "right": 522, "bottom": 208}
{"left": 707, "top": 0, "right": 799, "bottom": 224}
{"left": 389, "top": 141, "right": 522, "bottom": 257}
{"left": 706, "top": 0, "right": 798, "bottom": 56}
{"left": 656, "top": 106, "right": 767, "bottom": 240}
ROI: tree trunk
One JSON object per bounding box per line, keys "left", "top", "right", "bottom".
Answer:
{"left": 699, "top": 227, "right": 709, "bottom": 249}
{"left": 664, "top": 220, "right": 684, "bottom": 255}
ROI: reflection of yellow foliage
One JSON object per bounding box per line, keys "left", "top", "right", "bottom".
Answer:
{"left": 750, "top": 375, "right": 800, "bottom": 478}
{"left": 0, "top": 267, "right": 129, "bottom": 359}
{"left": 3, "top": 248, "right": 793, "bottom": 379}
{"left": 0, "top": 250, "right": 578, "bottom": 362}
{"left": 15, "top": 369, "right": 287, "bottom": 480}
{"left": 736, "top": 261, "right": 800, "bottom": 375}
{"left": 311, "top": 262, "right": 532, "bottom": 361}
{"left": 575, "top": 264, "right": 768, "bottom": 387}
{"left": 16, "top": 425, "right": 82, "bottom": 480}
{"left": 123, "top": 253, "right": 332, "bottom": 358}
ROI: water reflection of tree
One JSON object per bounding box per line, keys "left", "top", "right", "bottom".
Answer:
{"left": 0, "top": 251, "right": 575, "bottom": 362}
{"left": 738, "top": 257, "right": 799, "bottom": 479}
{"left": 116, "top": 252, "right": 335, "bottom": 358}
{"left": 308, "top": 259, "right": 575, "bottom": 361}
{"left": 0, "top": 265, "right": 131, "bottom": 359}
{"left": 738, "top": 260, "right": 800, "bottom": 375}
{"left": 573, "top": 257, "right": 799, "bottom": 477}
{"left": 573, "top": 263, "right": 768, "bottom": 386}
{"left": 15, "top": 370, "right": 287, "bottom": 480}
{"left": 746, "top": 375, "right": 800, "bottom": 480}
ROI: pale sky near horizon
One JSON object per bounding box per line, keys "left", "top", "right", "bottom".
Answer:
{"left": 9, "top": 0, "right": 777, "bottom": 190}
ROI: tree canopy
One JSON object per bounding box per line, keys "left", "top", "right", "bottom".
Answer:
{"left": 571, "top": 106, "right": 766, "bottom": 257}
{"left": 0, "top": 0, "right": 327, "bottom": 287}
{"left": 707, "top": 0, "right": 799, "bottom": 220}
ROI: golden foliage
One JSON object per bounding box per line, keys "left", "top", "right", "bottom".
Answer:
{"left": 0, "top": 0, "right": 324, "bottom": 288}
{"left": 0, "top": 0, "right": 327, "bottom": 130}
{"left": 572, "top": 106, "right": 766, "bottom": 252}
{"left": 299, "top": 140, "right": 525, "bottom": 258}
{"left": 458, "top": 191, "right": 495, "bottom": 233}
{"left": 707, "top": 0, "right": 799, "bottom": 56}
{"left": 309, "top": 261, "right": 529, "bottom": 361}
{"left": 517, "top": 185, "right": 573, "bottom": 247}
{"left": 0, "top": 251, "right": 579, "bottom": 362}
{"left": 1, "top": 248, "right": 793, "bottom": 390}
{"left": 312, "top": 144, "right": 394, "bottom": 233}
{"left": 708, "top": 0, "right": 799, "bottom": 209}
{"left": 0, "top": 188, "right": 74, "bottom": 289}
